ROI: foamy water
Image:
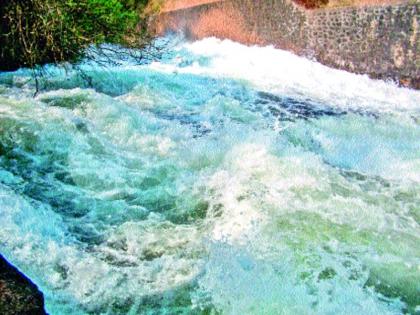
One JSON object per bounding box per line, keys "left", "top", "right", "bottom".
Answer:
{"left": 0, "top": 37, "right": 419, "bottom": 314}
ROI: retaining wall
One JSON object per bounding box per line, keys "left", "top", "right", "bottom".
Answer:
{"left": 152, "top": 0, "right": 419, "bottom": 88}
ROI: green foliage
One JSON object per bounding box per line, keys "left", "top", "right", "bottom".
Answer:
{"left": 0, "top": 0, "right": 151, "bottom": 71}
{"left": 120, "top": 0, "right": 150, "bottom": 11}
{"left": 64, "top": 0, "right": 137, "bottom": 43}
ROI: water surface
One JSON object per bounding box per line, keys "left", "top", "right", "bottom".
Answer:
{"left": 1, "top": 37, "right": 419, "bottom": 314}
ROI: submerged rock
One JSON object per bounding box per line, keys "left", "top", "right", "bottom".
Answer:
{"left": 0, "top": 254, "right": 47, "bottom": 315}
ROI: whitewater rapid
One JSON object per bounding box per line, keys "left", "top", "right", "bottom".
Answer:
{"left": 0, "top": 37, "right": 419, "bottom": 314}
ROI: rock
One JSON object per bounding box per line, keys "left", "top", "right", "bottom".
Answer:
{"left": 0, "top": 254, "right": 47, "bottom": 315}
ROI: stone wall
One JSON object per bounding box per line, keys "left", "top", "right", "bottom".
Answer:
{"left": 307, "top": 4, "right": 419, "bottom": 86}
{"left": 152, "top": 0, "right": 419, "bottom": 88}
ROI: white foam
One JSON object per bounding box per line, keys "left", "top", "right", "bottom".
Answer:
{"left": 1, "top": 36, "right": 419, "bottom": 314}
{"left": 151, "top": 37, "right": 420, "bottom": 114}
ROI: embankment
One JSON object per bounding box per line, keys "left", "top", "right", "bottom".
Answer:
{"left": 153, "top": 0, "right": 419, "bottom": 88}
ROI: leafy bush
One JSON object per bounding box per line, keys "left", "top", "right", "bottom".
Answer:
{"left": 0, "top": 0, "right": 151, "bottom": 71}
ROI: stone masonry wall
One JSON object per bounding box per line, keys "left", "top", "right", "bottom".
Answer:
{"left": 307, "top": 4, "right": 419, "bottom": 86}
{"left": 152, "top": 0, "right": 419, "bottom": 88}
{"left": 153, "top": 0, "right": 309, "bottom": 52}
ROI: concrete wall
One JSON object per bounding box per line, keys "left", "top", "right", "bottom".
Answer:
{"left": 152, "top": 0, "right": 419, "bottom": 88}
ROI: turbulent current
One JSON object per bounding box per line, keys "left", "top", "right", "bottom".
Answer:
{"left": 0, "top": 37, "right": 420, "bottom": 315}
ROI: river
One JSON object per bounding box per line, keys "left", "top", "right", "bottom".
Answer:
{"left": 0, "top": 37, "right": 419, "bottom": 314}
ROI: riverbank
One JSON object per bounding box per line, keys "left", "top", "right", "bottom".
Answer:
{"left": 153, "top": 0, "right": 419, "bottom": 89}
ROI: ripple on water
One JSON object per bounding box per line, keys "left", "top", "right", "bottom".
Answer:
{"left": 0, "top": 37, "right": 420, "bottom": 314}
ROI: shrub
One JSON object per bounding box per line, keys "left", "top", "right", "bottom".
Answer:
{"left": 0, "top": 0, "right": 150, "bottom": 71}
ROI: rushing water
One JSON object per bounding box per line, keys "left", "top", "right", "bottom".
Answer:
{"left": 0, "top": 37, "right": 420, "bottom": 315}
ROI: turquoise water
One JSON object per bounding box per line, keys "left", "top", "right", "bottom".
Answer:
{"left": 0, "top": 37, "right": 419, "bottom": 314}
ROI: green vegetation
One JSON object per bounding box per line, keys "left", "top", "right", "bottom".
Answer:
{"left": 0, "top": 0, "right": 152, "bottom": 71}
